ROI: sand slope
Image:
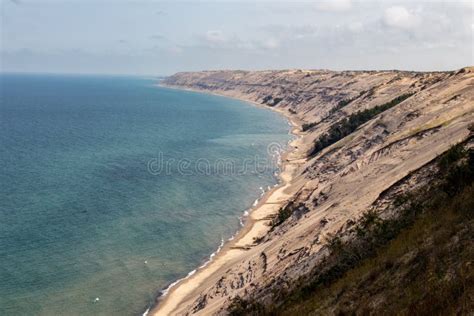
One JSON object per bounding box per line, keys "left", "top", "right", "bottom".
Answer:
{"left": 152, "top": 67, "right": 474, "bottom": 315}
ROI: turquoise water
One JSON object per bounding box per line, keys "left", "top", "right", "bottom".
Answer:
{"left": 0, "top": 74, "right": 291, "bottom": 315}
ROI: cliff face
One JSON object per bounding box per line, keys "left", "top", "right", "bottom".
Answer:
{"left": 160, "top": 68, "right": 474, "bottom": 315}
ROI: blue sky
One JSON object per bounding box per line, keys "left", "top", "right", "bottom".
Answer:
{"left": 1, "top": 0, "right": 473, "bottom": 75}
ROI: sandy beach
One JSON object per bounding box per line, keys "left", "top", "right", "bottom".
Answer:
{"left": 150, "top": 85, "right": 306, "bottom": 316}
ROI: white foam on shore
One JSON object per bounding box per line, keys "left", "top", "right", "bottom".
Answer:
{"left": 154, "top": 130, "right": 291, "bottom": 310}
{"left": 160, "top": 278, "right": 182, "bottom": 297}
{"left": 206, "top": 238, "right": 224, "bottom": 263}
{"left": 159, "top": 237, "right": 225, "bottom": 299}
{"left": 239, "top": 215, "right": 245, "bottom": 227}
{"left": 253, "top": 186, "right": 268, "bottom": 206}
{"left": 159, "top": 187, "right": 271, "bottom": 300}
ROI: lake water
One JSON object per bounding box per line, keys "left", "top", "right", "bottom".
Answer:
{"left": 0, "top": 74, "right": 291, "bottom": 315}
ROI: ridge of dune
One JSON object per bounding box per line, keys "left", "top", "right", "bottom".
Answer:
{"left": 152, "top": 67, "right": 474, "bottom": 315}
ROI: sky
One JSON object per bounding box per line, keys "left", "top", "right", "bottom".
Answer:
{"left": 0, "top": 0, "right": 473, "bottom": 75}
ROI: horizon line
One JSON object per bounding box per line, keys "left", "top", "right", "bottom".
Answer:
{"left": 1, "top": 66, "right": 472, "bottom": 78}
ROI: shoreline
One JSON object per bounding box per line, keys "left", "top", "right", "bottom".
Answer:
{"left": 148, "top": 84, "right": 305, "bottom": 316}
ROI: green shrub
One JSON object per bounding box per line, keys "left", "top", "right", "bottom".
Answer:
{"left": 329, "top": 91, "right": 368, "bottom": 116}
{"left": 262, "top": 96, "right": 283, "bottom": 106}
{"left": 438, "top": 144, "right": 473, "bottom": 196}
{"left": 301, "top": 122, "right": 317, "bottom": 132}
{"left": 437, "top": 143, "right": 467, "bottom": 173}
{"left": 272, "top": 202, "right": 295, "bottom": 227}
{"left": 228, "top": 296, "right": 266, "bottom": 316}
{"left": 309, "top": 93, "right": 414, "bottom": 157}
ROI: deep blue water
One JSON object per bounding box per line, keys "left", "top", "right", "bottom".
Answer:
{"left": 0, "top": 74, "right": 290, "bottom": 315}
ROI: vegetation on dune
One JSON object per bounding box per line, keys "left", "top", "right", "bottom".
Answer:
{"left": 335, "top": 97, "right": 355, "bottom": 109}
{"left": 228, "top": 141, "right": 474, "bottom": 315}
{"left": 301, "top": 122, "right": 318, "bottom": 132}
{"left": 329, "top": 90, "right": 368, "bottom": 115}
{"left": 262, "top": 95, "right": 283, "bottom": 107}
{"left": 309, "top": 93, "right": 414, "bottom": 157}
{"left": 301, "top": 90, "right": 369, "bottom": 133}
{"left": 271, "top": 202, "right": 309, "bottom": 228}
{"left": 272, "top": 203, "right": 294, "bottom": 227}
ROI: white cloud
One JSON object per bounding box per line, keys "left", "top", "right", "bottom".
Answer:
{"left": 4, "top": 0, "right": 471, "bottom": 74}
{"left": 384, "top": 6, "right": 421, "bottom": 30}
{"left": 316, "top": 0, "right": 352, "bottom": 12}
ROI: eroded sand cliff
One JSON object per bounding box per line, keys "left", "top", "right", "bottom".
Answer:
{"left": 154, "top": 67, "right": 474, "bottom": 315}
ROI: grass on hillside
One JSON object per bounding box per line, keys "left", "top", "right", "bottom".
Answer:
{"left": 229, "top": 142, "right": 474, "bottom": 316}
{"left": 309, "top": 93, "right": 414, "bottom": 157}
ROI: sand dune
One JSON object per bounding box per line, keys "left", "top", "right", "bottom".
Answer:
{"left": 152, "top": 67, "right": 474, "bottom": 315}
